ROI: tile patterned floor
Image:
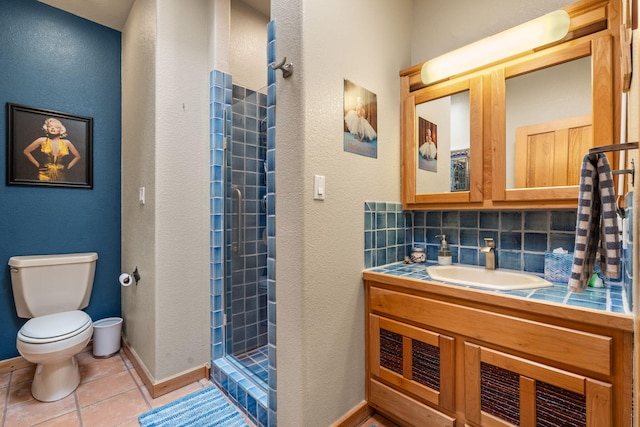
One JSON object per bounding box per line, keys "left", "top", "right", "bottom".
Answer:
{"left": 0, "top": 349, "right": 254, "bottom": 427}
{"left": 234, "top": 346, "right": 268, "bottom": 384}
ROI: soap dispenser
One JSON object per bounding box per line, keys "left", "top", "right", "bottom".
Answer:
{"left": 437, "top": 235, "right": 453, "bottom": 265}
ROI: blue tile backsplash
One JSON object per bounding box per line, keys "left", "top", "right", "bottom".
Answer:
{"left": 364, "top": 198, "right": 633, "bottom": 313}
{"left": 365, "top": 203, "right": 578, "bottom": 272}
{"left": 364, "top": 202, "right": 409, "bottom": 268}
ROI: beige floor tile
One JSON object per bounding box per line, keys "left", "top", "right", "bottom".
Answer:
{"left": 119, "top": 351, "right": 135, "bottom": 370}
{"left": 79, "top": 354, "right": 126, "bottom": 383}
{"left": 76, "top": 369, "right": 138, "bottom": 408}
{"left": 146, "top": 381, "right": 204, "bottom": 408}
{"left": 4, "top": 393, "right": 76, "bottom": 427}
{"left": 127, "top": 366, "right": 145, "bottom": 388}
{"left": 0, "top": 371, "right": 10, "bottom": 388}
{"left": 198, "top": 378, "right": 214, "bottom": 388}
{"left": 1, "top": 350, "right": 224, "bottom": 427}
{"left": 115, "top": 417, "right": 142, "bottom": 427}
{"left": 0, "top": 383, "right": 7, "bottom": 407}
{"left": 33, "top": 411, "right": 82, "bottom": 427}
{"left": 7, "top": 378, "right": 34, "bottom": 406}
{"left": 80, "top": 388, "right": 148, "bottom": 427}
{"left": 10, "top": 365, "right": 36, "bottom": 385}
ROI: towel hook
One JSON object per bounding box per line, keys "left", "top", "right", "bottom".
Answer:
{"left": 270, "top": 57, "right": 293, "bottom": 78}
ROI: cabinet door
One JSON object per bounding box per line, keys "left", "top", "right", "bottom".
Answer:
{"left": 369, "top": 314, "right": 455, "bottom": 411}
{"left": 464, "top": 343, "right": 612, "bottom": 427}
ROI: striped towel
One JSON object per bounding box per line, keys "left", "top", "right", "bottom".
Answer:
{"left": 568, "top": 153, "right": 620, "bottom": 293}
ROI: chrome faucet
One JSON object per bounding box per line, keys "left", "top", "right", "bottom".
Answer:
{"left": 481, "top": 238, "right": 496, "bottom": 270}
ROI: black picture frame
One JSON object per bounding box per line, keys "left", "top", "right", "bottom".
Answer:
{"left": 7, "top": 103, "right": 93, "bottom": 188}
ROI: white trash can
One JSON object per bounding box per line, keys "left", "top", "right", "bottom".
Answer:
{"left": 92, "top": 317, "right": 123, "bottom": 358}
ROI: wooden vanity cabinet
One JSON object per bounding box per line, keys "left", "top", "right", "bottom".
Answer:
{"left": 464, "top": 343, "right": 613, "bottom": 427}
{"left": 364, "top": 275, "right": 632, "bottom": 427}
{"left": 368, "top": 314, "right": 457, "bottom": 427}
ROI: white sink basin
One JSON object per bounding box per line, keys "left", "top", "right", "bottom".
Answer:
{"left": 426, "top": 265, "right": 553, "bottom": 290}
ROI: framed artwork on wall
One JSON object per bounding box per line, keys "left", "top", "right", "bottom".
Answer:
{"left": 7, "top": 103, "right": 93, "bottom": 188}
{"left": 343, "top": 79, "right": 378, "bottom": 158}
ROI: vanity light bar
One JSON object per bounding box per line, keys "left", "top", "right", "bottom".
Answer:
{"left": 421, "top": 10, "right": 570, "bottom": 85}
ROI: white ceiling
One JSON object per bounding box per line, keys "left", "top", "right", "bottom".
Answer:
{"left": 38, "top": 0, "right": 270, "bottom": 31}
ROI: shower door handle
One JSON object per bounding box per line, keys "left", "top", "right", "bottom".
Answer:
{"left": 232, "top": 185, "right": 243, "bottom": 255}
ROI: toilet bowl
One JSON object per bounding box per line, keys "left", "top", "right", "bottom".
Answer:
{"left": 17, "top": 310, "right": 93, "bottom": 402}
{"left": 9, "top": 252, "right": 98, "bottom": 402}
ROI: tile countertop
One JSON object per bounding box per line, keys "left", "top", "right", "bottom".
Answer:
{"left": 366, "top": 262, "right": 631, "bottom": 316}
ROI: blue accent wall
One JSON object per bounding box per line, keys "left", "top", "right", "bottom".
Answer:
{"left": 0, "top": 0, "right": 121, "bottom": 359}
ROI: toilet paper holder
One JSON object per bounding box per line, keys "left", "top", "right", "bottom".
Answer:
{"left": 131, "top": 267, "right": 141, "bottom": 284}
{"left": 121, "top": 267, "right": 141, "bottom": 286}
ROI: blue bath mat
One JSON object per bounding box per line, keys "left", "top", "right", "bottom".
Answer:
{"left": 138, "top": 386, "right": 250, "bottom": 427}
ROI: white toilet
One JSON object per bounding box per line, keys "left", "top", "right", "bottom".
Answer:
{"left": 9, "top": 252, "right": 98, "bottom": 402}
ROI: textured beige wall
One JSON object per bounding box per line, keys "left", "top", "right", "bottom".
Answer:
{"left": 154, "top": 0, "right": 210, "bottom": 380}
{"left": 230, "top": 0, "right": 269, "bottom": 91}
{"left": 121, "top": 0, "right": 158, "bottom": 377}
{"left": 272, "top": 0, "right": 412, "bottom": 425}
{"left": 209, "top": 0, "right": 231, "bottom": 73}
{"left": 121, "top": 0, "right": 210, "bottom": 382}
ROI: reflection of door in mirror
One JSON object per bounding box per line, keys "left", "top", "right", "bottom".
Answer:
{"left": 415, "top": 90, "right": 470, "bottom": 194}
{"left": 505, "top": 56, "right": 591, "bottom": 189}
{"left": 515, "top": 115, "right": 592, "bottom": 188}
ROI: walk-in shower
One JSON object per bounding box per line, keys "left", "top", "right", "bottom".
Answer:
{"left": 210, "top": 12, "right": 277, "bottom": 427}
{"left": 224, "top": 85, "right": 269, "bottom": 387}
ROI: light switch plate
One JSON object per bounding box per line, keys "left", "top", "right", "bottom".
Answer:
{"left": 314, "top": 175, "right": 325, "bottom": 200}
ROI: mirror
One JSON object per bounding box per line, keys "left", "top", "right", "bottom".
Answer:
{"left": 505, "top": 56, "right": 592, "bottom": 189}
{"left": 492, "top": 34, "right": 615, "bottom": 203}
{"left": 415, "top": 90, "right": 470, "bottom": 194}
{"left": 401, "top": 0, "right": 619, "bottom": 209}
{"left": 400, "top": 75, "right": 483, "bottom": 207}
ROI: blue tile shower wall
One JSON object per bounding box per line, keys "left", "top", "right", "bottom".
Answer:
{"left": 265, "top": 18, "right": 278, "bottom": 426}
{"left": 211, "top": 71, "right": 270, "bottom": 427}
{"left": 211, "top": 19, "right": 278, "bottom": 427}
{"left": 225, "top": 85, "right": 268, "bottom": 356}
{"left": 210, "top": 70, "right": 228, "bottom": 366}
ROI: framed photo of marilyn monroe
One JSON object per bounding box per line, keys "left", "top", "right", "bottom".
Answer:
{"left": 7, "top": 103, "right": 93, "bottom": 188}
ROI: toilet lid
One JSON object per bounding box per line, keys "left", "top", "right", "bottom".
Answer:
{"left": 19, "top": 310, "right": 92, "bottom": 343}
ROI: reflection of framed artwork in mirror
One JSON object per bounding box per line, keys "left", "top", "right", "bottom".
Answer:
{"left": 418, "top": 118, "right": 437, "bottom": 172}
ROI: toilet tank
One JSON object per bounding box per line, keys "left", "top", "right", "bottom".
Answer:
{"left": 9, "top": 252, "right": 98, "bottom": 318}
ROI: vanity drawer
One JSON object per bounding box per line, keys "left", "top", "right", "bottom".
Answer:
{"left": 369, "top": 379, "right": 455, "bottom": 427}
{"left": 369, "top": 286, "right": 612, "bottom": 376}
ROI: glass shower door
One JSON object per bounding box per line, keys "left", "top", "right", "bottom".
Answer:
{"left": 224, "top": 84, "right": 269, "bottom": 387}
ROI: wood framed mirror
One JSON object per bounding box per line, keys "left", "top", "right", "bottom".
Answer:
{"left": 401, "top": 74, "right": 484, "bottom": 209}
{"left": 491, "top": 33, "right": 615, "bottom": 204}
{"left": 400, "top": 0, "right": 621, "bottom": 210}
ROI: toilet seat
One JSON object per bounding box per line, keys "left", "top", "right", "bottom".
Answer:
{"left": 18, "top": 311, "right": 92, "bottom": 344}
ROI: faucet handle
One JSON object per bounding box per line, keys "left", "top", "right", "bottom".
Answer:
{"left": 483, "top": 237, "right": 495, "bottom": 248}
